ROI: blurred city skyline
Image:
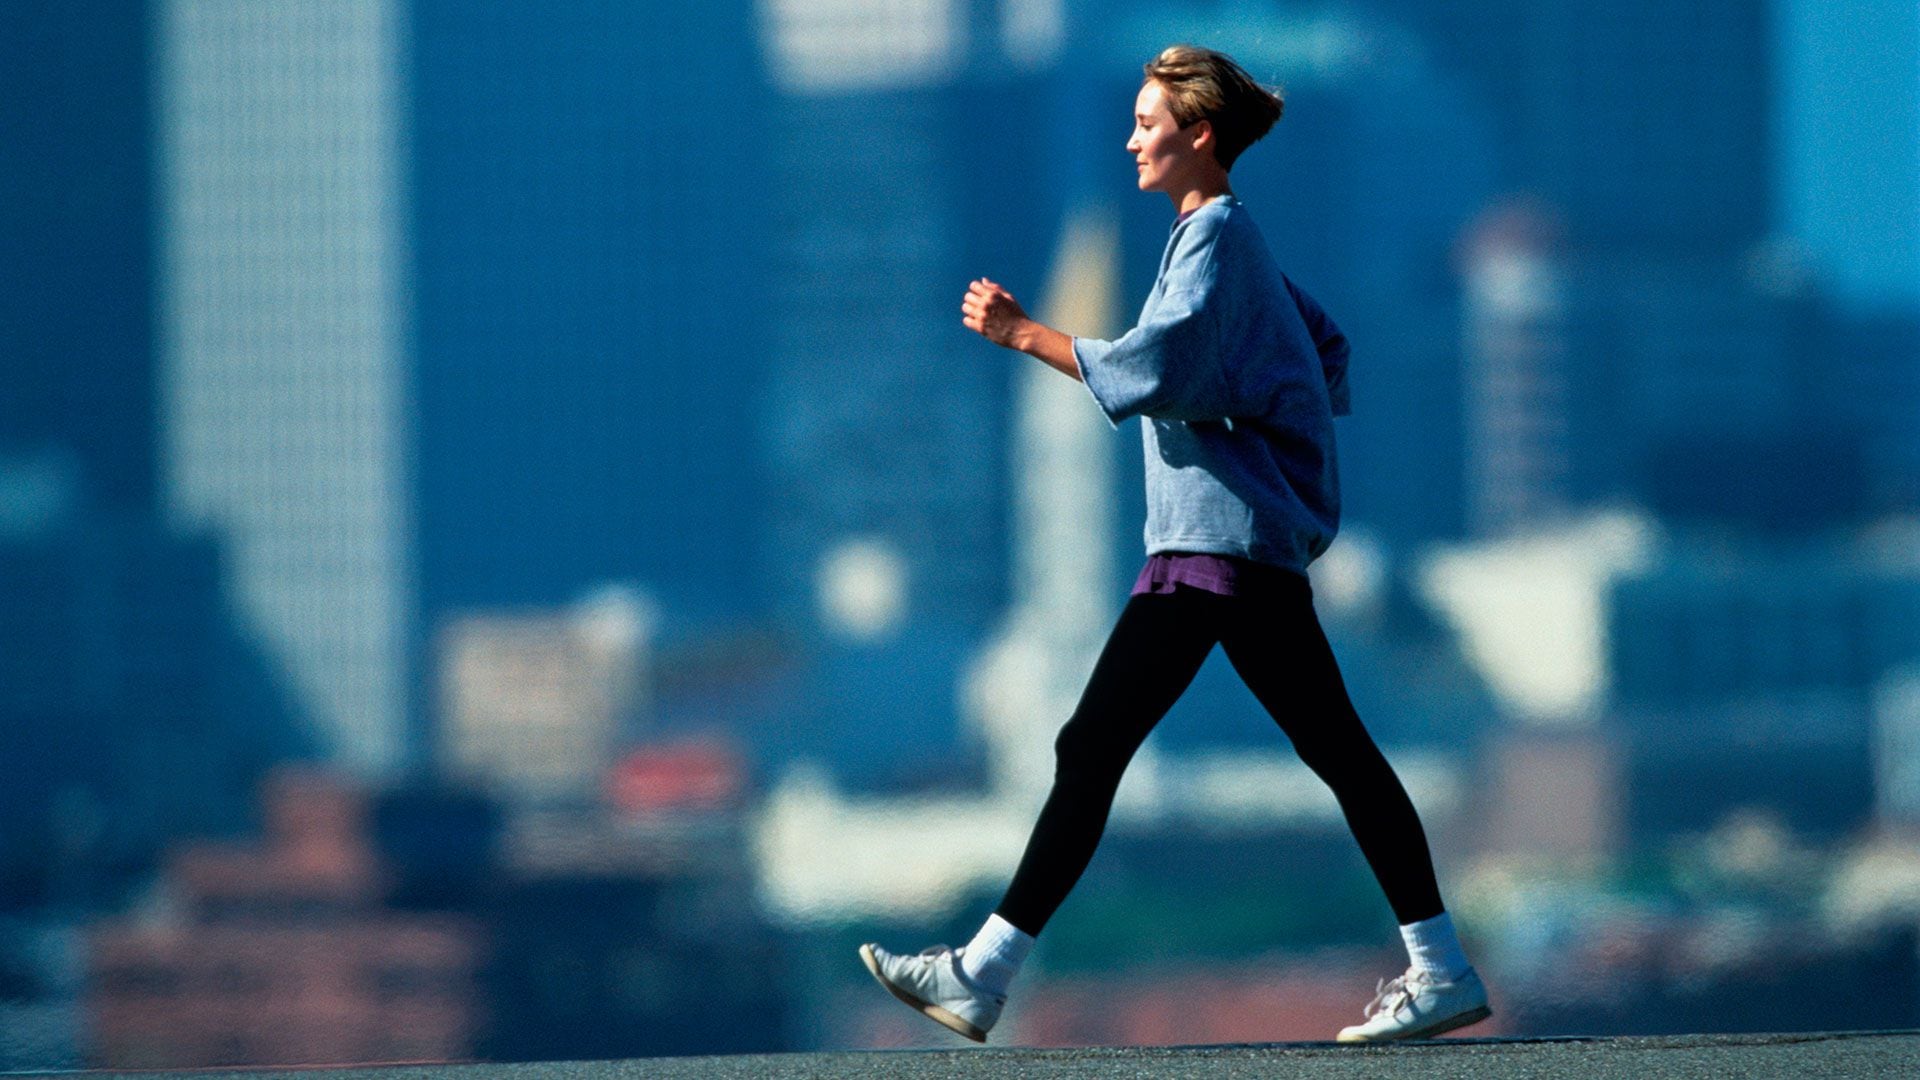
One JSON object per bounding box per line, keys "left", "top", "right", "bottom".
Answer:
{"left": 9, "top": 0, "right": 1916, "bottom": 775}
{"left": 4, "top": 0, "right": 1920, "bottom": 1069}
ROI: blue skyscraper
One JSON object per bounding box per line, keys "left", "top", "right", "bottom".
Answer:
{"left": 1370, "top": 2, "right": 1824, "bottom": 535}
{"left": 1370, "top": 2, "right": 1774, "bottom": 256}
{"left": 408, "top": 1, "right": 772, "bottom": 635}
{"left": 756, "top": 4, "right": 1046, "bottom": 639}
{"left": 747, "top": 1, "right": 1065, "bottom": 786}
{"left": 1, "top": 1, "right": 309, "bottom": 904}
{"left": 157, "top": 0, "right": 417, "bottom": 777}
{"left": 1608, "top": 541, "right": 1920, "bottom": 839}
{"left": 0, "top": 1, "right": 156, "bottom": 514}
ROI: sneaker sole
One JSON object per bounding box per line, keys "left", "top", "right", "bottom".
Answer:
{"left": 1336, "top": 1003, "right": 1493, "bottom": 1044}
{"left": 858, "top": 943, "right": 990, "bottom": 1043}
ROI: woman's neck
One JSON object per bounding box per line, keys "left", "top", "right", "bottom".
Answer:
{"left": 1170, "top": 177, "right": 1232, "bottom": 217}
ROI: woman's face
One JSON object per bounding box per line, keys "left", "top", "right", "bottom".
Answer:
{"left": 1128, "top": 79, "right": 1205, "bottom": 193}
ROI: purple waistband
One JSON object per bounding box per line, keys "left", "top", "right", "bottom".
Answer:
{"left": 1130, "top": 552, "right": 1308, "bottom": 598}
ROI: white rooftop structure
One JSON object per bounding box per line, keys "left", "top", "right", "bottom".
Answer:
{"left": 1418, "top": 511, "right": 1661, "bottom": 727}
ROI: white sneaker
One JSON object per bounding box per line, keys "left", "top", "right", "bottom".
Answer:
{"left": 1335, "top": 966, "right": 1492, "bottom": 1043}
{"left": 859, "top": 942, "right": 1005, "bottom": 1043}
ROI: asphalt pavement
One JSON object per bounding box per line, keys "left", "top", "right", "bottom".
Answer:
{"left": 13, "top": 1031, "right": 1920, "bottom": 1079}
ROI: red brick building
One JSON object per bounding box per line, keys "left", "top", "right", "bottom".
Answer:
{"left": 86, "top": 770, "right": 483, "bottom": 1068}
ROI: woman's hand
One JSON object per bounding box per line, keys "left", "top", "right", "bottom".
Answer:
{"left": 962, "top": 278, "right": 1032, "bottom": 350}
{"left": 962, "top": 276, "right": 1083, "bottom": 381}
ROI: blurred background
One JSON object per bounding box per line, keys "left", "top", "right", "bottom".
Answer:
{"left": 3, "top": 0, "right": 1919, "bottom": 1069}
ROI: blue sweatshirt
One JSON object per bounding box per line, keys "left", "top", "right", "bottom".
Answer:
{"left": 1073, "top": 193, "right": 1350, "bottom": 575}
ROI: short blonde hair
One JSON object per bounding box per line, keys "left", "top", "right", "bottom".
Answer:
{"left": 1142, "top": 45, "right": 1284, "bottom": 170}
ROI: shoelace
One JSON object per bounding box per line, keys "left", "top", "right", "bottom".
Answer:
{"left": 910, "top": 945, "right": 1000, "bottom": 1000}
{"left": 1361, "top": 971, "right": 1422, "bottom": 1020}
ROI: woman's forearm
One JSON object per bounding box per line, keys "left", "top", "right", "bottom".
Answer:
{"left": 1015, "top": 321, "right": 1082, "bottom": 382}
{"left": 963, "top": 278, "right": 1082, "bottom": 380}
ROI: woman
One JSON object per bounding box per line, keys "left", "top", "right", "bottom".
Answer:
{"left": 860, "top": 45, "right": 1491, "bottom": 1045}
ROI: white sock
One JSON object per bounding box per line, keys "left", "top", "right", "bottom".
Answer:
{"left": 1400, "top": 911, "right": 1471, "bottom": 983}
{"left": 959, "top": 913, "right": 1033, "bottom": 998}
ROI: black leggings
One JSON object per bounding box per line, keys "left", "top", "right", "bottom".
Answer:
{"left": 994, "top": 577, "right": 1446, "bottom": 935}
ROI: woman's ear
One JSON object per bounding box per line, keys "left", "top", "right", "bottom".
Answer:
{"left": 1188, "top": 118, "right": 1216, "bottom": 157}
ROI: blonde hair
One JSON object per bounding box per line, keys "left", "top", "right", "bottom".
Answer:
{"left": 1142, "top": 45, "right": 1284, "bottom": 170}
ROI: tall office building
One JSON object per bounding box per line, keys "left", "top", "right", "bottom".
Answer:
{"left": 1875, "top": 667, "right": 1920, "bottom": 830}
{"left": 1371, "top": 3, "right": 1773, "bottom": 256}
{"left": 0, "top": 2, "right": 157, "bottom": 515}
{"left": 741, "top": 0, "right": 1078, "bottom": 788}
{"left": 1370, "top": 2, "right": 1813, "bottom": 529}
{"left": 407, "top": 1, "right": 770, "bottom": 637}
{"left": 1607, "top": 537, "right": 1920, "bottom": 838}
{"left": 156, "top": 0, "right": 416, "bottom": 777}
{"left": 1459, "top": 204, "right": 1572, "bottom": 537}
{"left": 1459, "top": 218, "right": 1807, "bottom": 535}
{"left": 757, "top": 0, "right": 1044, "bottom": 640}
{"left": 2, "top": 4, "right": 314, "bottom": 919}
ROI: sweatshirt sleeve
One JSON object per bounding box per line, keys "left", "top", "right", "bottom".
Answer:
{"left": 1072, "top": 286, "right": 1235, "bottom": 425}
{"left": 1283, "top": 275, "right": 1351, "bottom": 417}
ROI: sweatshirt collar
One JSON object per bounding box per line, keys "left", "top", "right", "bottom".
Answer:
{"left": 1173, "top": 192, "right": 1237, "bottom": 229}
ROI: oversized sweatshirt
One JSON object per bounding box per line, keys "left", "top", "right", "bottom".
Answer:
{"left": 1073, "top": 193, "right": 1351, "bottom": 575}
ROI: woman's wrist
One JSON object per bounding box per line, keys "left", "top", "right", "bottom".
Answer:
{"left": 1020, "top": 323, "right": 1082, "bottom": 381}
{"left": 1012, "top": 318, "right": 1048, "bottom": 356}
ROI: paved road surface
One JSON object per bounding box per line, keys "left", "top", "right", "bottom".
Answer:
{"left": 15, "top": 1031, "right": 1918, "bottom": 1079}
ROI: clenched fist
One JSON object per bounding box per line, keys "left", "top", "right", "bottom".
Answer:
{"left": 962, "top": 278, "right": 1031, "bottom": 350}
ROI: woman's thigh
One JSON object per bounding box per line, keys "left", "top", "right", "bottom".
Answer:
{"left": 1217, "top": 584, "right": 1371, "bottom": 754}
{"left": 1055, "top": 589, "right": 1223, "bottom": 769}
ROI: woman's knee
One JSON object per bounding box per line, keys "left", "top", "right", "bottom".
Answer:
{"left": 1287, "top": 717, "right": 1387, "bottom": 779}
{"left": 1308, "top": 747, "right": 1402, "bottom": 804}
{"left": 1052, "top": 715, "right": 1130, "bottom": 785}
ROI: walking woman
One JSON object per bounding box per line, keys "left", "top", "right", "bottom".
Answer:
{"left": 860, "top": 45, "right": 1491, "bottom": 1045}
